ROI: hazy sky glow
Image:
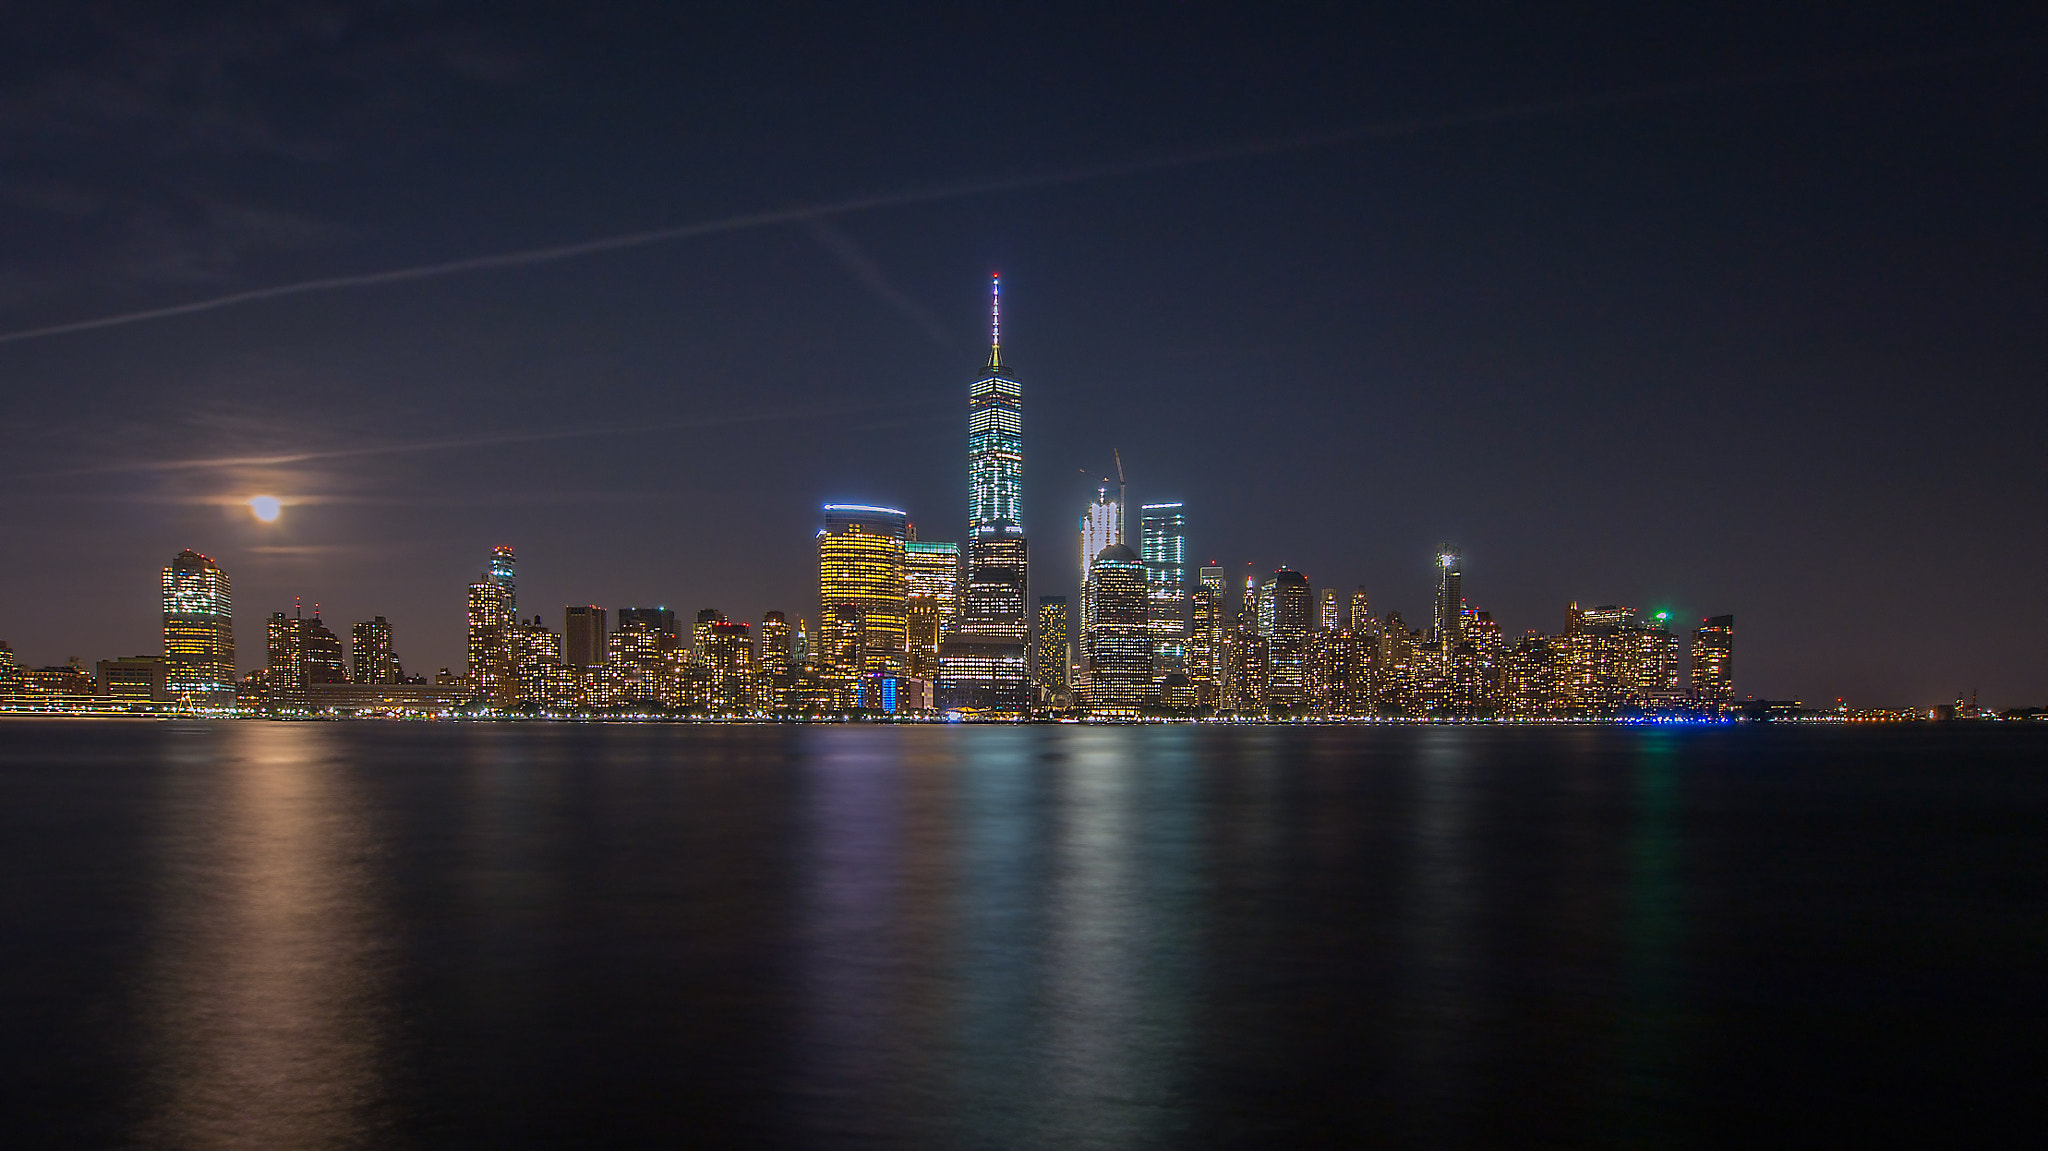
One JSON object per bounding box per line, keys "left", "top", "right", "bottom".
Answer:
{"left": 1, "top": 3, "right": 2043, "bottom": 705}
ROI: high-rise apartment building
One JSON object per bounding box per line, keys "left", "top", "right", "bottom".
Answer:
{"left": 615, "top": 606, "right": 677, "bottom": 639}
{"left": 1081, "top": 544, "right": 1149, "bottom": 714}
{"left": 1187, "top": 582, "right": 1221, "bottom": 708}
{"left": 1692, "top": 615, "right": 1735, "bottom": 706}
{"left": 1139, "top": 502, "right": 1187, "bottom": 671}
{"left": 564, "top": 606, "right": 607, "bottom": 668}
{"left": 350, "top": 617, "right": 401, "bottom": 684}
{"left": 1265, "top": 568, "right": 1314, "bottom": 712}
{"left": 1035, "top": 595, "right": 1070, "bottom": 702}
{"left": 818, "top": 503, "right": 909, "bottom": 675}
{"left": 1434, "top": 546, "right": 1464, "bottom": 645}
{"left": 608, "top": 608, "right": 674, "bottom": 705}
{"left": 758, "top": 611, "right": 792, "bottom": 676}
{"left": 264, "top": 609, "right": 306, "bottom": 711}
{"left": 699, "top": 617, "right": 756, "bottom": 712}
{"left": 301, "top": 613, "right": 347, "bottom": 684}
{"left": 510, "top": 615, "right": 563, "bottom": 706}
{"left": 467, "top": 576, "right": 514, "bottom": 708}
{"left": 1349, "top": 587, "right": 1374, "bottom": 636}
{"left": 489, "top": 546, "right": 517, "bottom": 615}
{"left": 161, "top": 549, "right": 234, "bottom": 706}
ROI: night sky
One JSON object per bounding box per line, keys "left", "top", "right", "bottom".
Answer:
{"left": 2, "top": 3, "right": 2042, "bottom": 706}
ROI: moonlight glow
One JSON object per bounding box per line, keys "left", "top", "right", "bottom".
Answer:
{"left": 249, "top": 495, "right": 282, "bottom": 523}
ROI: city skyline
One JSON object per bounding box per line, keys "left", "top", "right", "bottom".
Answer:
{"left": 2, "top": 276, "right": 1820, "bottom": 717}
{"left": 0, "top": 261, "right": 2027, "bottom": 711}
{"left": 0, "top": 8, "right": 2042, "bottom": 706}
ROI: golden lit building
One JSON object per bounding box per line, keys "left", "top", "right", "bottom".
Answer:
{"left": 509, "top": 616, "right": 563, "bottom": 707}
{"left": 905, "top": 540, "right": 961, "bottom": 634}
{"left": 1693, "top": 615, "right": 1735, "bottom": 707}
{"left": 906, "top": 594, "right": 942, "bottom": 679}
{"left": 467, "top": 579, "right": 513, "bottom": 708}
{"left": 350, "top": 617, "right": 401, "bottom": 684}
{"left": 698, "top": 616, "right": 757, "bottom": 713}
{"left": 818, "top": 504, "right": 909, "bottom": 675}
{"left": 1035, "top": 594, "right": 1069, "bottom": 703}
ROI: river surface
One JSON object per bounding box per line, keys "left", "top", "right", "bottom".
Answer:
{"left": 1, "top": 721, "right": 2042, "bottom": 1148}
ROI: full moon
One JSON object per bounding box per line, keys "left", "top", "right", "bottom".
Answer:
{"left": 249, "top": 495, "right": 282, "bottom": 523}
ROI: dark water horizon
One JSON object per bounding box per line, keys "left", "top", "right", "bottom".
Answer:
{"left": 2, "top": 721, "right": 2042, "bottom": 1148}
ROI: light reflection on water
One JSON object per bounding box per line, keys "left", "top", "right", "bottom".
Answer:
{"left": 143, "top": 723, "right": 391, "bottom": 1150}
{"left": 0, "top": 720, "right": 2035, "bottom": 1148}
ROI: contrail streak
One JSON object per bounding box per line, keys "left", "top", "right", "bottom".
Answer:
{"left": 0, "top": 41, "right": 2032, "bottom": 350}
{"left": 20, "top": 399, "right": 940, "bottom": 479}
{"left": 804, "top": 218, "right": 955, "bottom": 348}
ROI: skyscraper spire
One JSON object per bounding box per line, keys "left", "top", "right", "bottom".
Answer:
{"left": 987, "top": 272, "right": 1002, "bottom": 371}
{"left": 968, "top": 273, "right": 1022, "bottom": 532}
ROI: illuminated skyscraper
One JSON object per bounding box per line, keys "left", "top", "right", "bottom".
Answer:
{"left": 1349, "top": 587, "right": 1373, "bottom": 635}
{"left": 608, "top": 608, "right": 675, "bottom": 706}
{"left": 467, "top": 578, "right": 514, "bottom": 708}
{"left": 818, "top": 504, "right": 909, "bottom": 674}
{"left": 1035, "top": 594, "right": 1070, "bottom": 701}
{"left": 510, "top": 615, "right": 563, "bottom": 706}
{"left": 161, "top": 549, "right": 233, "bottom": 705}
{"left": 943, "top": 275, "right": 1030, "bottom": 715}
{"left": 350, "top": 616, "right": 400, "bottom": 684}
{"left": 265, "top": 609, "right": 306, "bottom": 712}
{"left": 1266, "top": 568, "right": 1313, "bottom": 712}
{"left": 758, "top": 611, "right": 792, "bottom": 675}
{"left": 1082, "top": 545, "right": 1150, "bottom": 713}
{"left": 699, "top": 617, "right": 756, "bottom": 712}
{"left": 906, "top": 595, "right": 941, "bottom": 678}
{"left": 1319, "top": 588, "right": 1340, "bottom": 632}
{"left": 1200, "top": 565, "right": 1224, "bottom": 594}
{"left": 821, "top": 603, "right": 866, "bottom": 674}
{"left": 1139, "top": 502, "right": 1187, "bottom": 670}
{"left": 1433, "top": 545, "right": 1464, "bottom": 645}
{"left": 969, "top": 273, "right": 1022, "bottom": 534}
{"left": 1188, "top": 582, "right": 1221, "bottom": 707}
{"left": 905, "top": 540, "right": 961, "bottom": 634}
{"left": 615, "top": 606, "right": 677, "bottom": 639}
{"left": 489, "top": 546, "right": 517, "bottom": 615}
{"left": 1692, "top": 615, "right": 1735, "bottom": 706}
{"left": 1079, "top": 487, "right": 1122, "bottom": 589}
{"left": 564, "top": 606, "right": 607, "bottom": 668}
{"left": 301, "top": 613, "right": 347, "bottom": 684}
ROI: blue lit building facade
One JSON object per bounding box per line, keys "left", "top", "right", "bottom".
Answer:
{"left": 1140, "top": 502, "right": 1188, "bottom": 673}
{"left": 943, "top": 274, "right": 1031, "bottom": 716}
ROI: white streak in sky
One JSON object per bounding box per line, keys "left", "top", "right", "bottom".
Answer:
{"left": 21, "top": 400, "right": 936, "bottom": 479}
{"left": 803, "top": 218, "right": 955, "bottom": 348}
{"left": 0, "top": 43, "right": 2031, "bottom": 350}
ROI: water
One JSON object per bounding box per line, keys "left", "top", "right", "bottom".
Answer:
{"left": 1, "top": 721, "right": 2042, "bottom": 1149}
